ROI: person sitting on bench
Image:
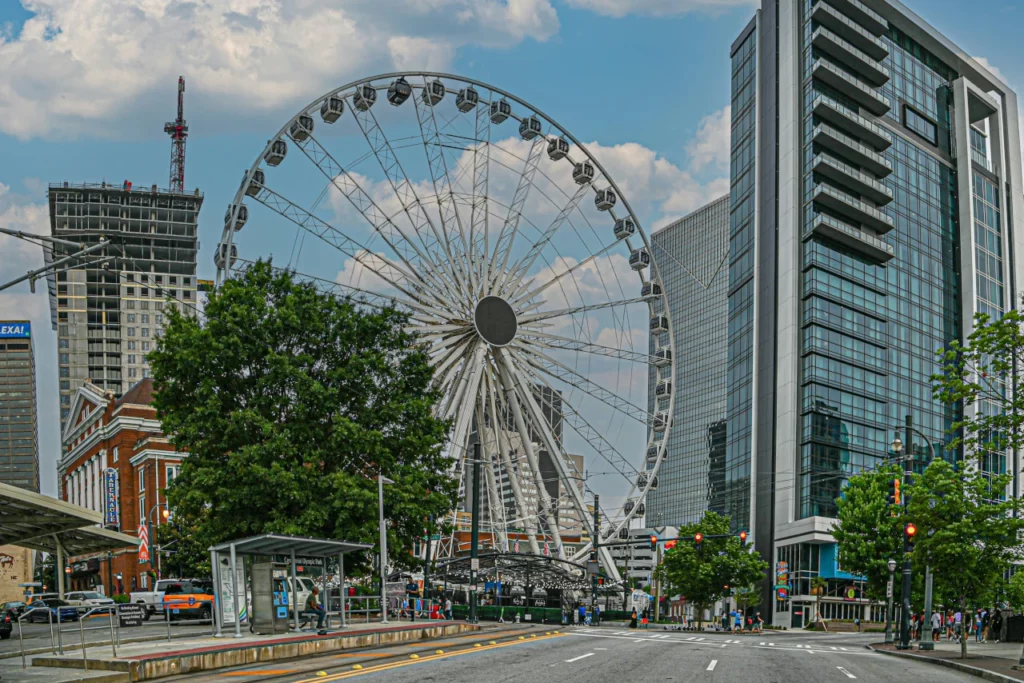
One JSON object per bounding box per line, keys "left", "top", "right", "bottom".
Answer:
{"left": 304, "top": 587, "right": 327, "bottom": 631}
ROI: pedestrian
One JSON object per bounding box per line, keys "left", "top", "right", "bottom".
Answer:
{"left": 444, "top": 596, "right": 452, "bottom": 621}
{"left": 982, "top": 609, "right": 991, "bottom": 642}
{"left": 734, "top": 611, "right": 742, "bottom": 632}
{"left": 953, "top": 609, "right": 963, "bottom": 643}
{"left": 641, "top": 610, "right": 649, "bottom": 629}
{"left": 755, "top": 612, "right": 763, "bottom": 635}
{"left": 992, "top": 610, "right": 1003, "bottom": 643}
{"left": 595, "top": 604, "right": 601, "bottom": 626}
{"left": 629, "top": 607, "right": 638, "bottom": 629}
{"left": 931, "top": 609, "right": 942, "bottom": 642}
{"left": 854, "top": 617, "right": 860, "bottom": 632}
{"left": 578, "top": 603, "right": 587, "bottom": 626}
{"left": 909, "top": 613, "right": 917, "bottom": 641}
{"left": 561, "top": 608, "right": 568, "bottom": 626}
{"left": 975, "top": 610, "right": 984, "bottom": 643}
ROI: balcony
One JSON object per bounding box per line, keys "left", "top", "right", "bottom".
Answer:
{"left": 811, "top": 58, "right": 891, "bottom": 116}
{"left": 812, "top": 95, "right": 892, "bottom": 151}
{"left": 813, "top": 123, "right": 892, "bottom": 177}
{"left": 810, "top": 2, "right": 889, "bottom": 60}
{"left": 811, "top": 27, "right": 889, "bottom": 86}
{"left": 806, "top": 214, "right": 894, "bottom": 263}
{"left": 812, "top": 153, "right": 893, "bottom": 204}
{"left": 812, "top": 184, "right": 895, "bottom": 233}
{"left": 813, "top": 0, "right": 888, "bottom": 36}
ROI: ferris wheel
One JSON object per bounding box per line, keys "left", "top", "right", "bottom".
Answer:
{"left": 215, "top": 72, "right": 676, "bottom": 583}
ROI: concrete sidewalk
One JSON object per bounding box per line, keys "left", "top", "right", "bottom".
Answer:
{"left": 2, "top": 618, "right": 491, "bottom": 682}
{"left": 871, "top": 640, "right": 1024, "bottom": 682}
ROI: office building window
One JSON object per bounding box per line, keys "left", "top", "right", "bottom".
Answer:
{"left": 141, "top": 328, "right": 149, "bottom": 337}
{"left": 141, "top": 314, "right": 149, "bottom": 324}
{"left": 904, "top": 105, "right": 938, "bottom": 145}
{"left": 127, "top": 314, "right": 136, "bottom": 323}
{"left": 127, "top": 328, "right": 136, "bottom": 336}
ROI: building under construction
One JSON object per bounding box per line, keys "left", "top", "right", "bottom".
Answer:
{"left": 45, "top": 182, "right": 202, "bottom": 425}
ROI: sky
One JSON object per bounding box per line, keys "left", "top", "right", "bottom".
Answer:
{"left": 0, "top": 0, "right": 1021, "bottom": 500}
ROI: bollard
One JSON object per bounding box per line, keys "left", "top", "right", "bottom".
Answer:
{"left": 166, "top": 600, "right": 172, "bottom": 642}
{"left": 79, "top": 611, "right": 88, "bottom": 671}
{"left": 18, "top": 614, "right": 26, "bottom": 669}
{"left": 109, "top": 606, "right": 118, "bottom": 658}
{"left": 55, "top": 608, "right": 64, "bottom": 655}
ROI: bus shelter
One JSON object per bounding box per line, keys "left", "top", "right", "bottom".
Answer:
{"left": 435, "top": 551, "right": 592, "bottom": 608}
{"left": 0, "top": 481, "right": 140, "bottom": 598}
{"left": 209, "top": 534, "right": 371, "bottom": 637}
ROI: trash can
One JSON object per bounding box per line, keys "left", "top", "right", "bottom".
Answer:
{"left": 1005, "top": 615, "right": 1024, "bottom": 642}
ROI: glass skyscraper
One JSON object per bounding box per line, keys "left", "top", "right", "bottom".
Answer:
{"left": 728, "top": 0, "right": 1023, "bottom": 626}
{"left": 0, "top": 321, "right": 40, "bottom": 492}
{"left": 646, "top": 197, "right": 731, "bottom": 528}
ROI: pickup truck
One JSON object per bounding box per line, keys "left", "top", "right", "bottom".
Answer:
{"left": 130, "top": 579, "right": 195, "bottom": 619}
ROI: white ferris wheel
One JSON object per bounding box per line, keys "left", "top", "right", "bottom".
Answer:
{"left": 215, "top": 72, "right": 676, "bottom": 583}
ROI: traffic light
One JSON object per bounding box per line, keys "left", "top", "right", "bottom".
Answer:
{"left": 739, "top": 530, "right": 748, "bottom": 547}
{"left": 694, "top": 532, "right": 703, "bottom": 551}
{"left": 597, "top": 576, "right": 604, "bottom": 586}
{"left": 904, "top": 522, "right": 917, "bottom": 547}
{"left": 649, "top": 535, "right": 658, "bottom": 551}
{"left": 887, "top": 478, "right": 902, "bottom": 505}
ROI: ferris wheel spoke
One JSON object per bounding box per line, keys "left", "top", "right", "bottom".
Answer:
{"left": 517, "top": 297, "right": 651, "bottom": 324}
{"left": 516, "top": 329, "right": 654, "bottom": 365}
{"left": 509, "top": 238, "right": 623, "bottom": 308}
{"left": 474, "top": 395, "right": 507, "bottom": 552}
{"left": 484, "top": 136, "right": 546, "bottom": 295}
{"left": 287, "top": 133, "right": 456, "bottom": 299}
{"left": 348, "top": 101, "right": 470, "bottom": 298}
{"left": 468, "top": 98, "right": 491, "bottom": 294}
{"left": 497, "top": 184, "right": 590, "bottom": 297}
{"left": 516, "top": 345, "right": 650, "bottom": 424}
{"left": 412, "top": 79, "right": 476, "bottom": 296}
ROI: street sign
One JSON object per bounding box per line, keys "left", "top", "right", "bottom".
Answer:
{"left": 138, "top": 524, "right": 150, "bottom": 563}
{"left": 118, "top": 604, "right": 146, "bottom": 628}
{"left": 104, "top": 468, "right": 119, "bottom": 528}
{"left": 886, "top": 579, "right": 893, "bottom": 599}
{"left": 470, "top": 558, "right": 480, "bottom": 571}
{"left": 586, "top": 560, "right": 599, "bottom": 576}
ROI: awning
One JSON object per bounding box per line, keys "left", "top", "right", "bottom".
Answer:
{"left": 435, "top": 552, "right": 594, "bottom": 591}
{"left": 209, "top": 534, "right": 372, "bottom": 557}
{"left": 0, "top": 481, "right": 103, "bottom": 546}
{"left": 17, "top": 525, "right": 140, "bottom": 556}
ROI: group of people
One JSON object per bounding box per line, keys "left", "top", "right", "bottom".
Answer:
{"left": 905, "top": 608, "right": 1003, "bottom": 644}
{"left": 628, "top": 607, "right": 650, "bottom": 629}
{"left": 563, "top": 604, "right": 601, "bottom": 626}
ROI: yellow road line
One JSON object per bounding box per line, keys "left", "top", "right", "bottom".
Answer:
{"left": 291, "top": 633, "right": 565, "bottom": 683}
{"left": 219, "top": 670, "right": 298, "bottom": 677}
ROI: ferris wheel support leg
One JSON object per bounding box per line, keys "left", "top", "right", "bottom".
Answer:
{"left": 485, "top": 372, "right": 542, "bottom": 556}
{"left": 503, "top": 347, "right": 622, "bottom": 583}
{"left": 494, "top": 350, "right": 565, "bottom": 555}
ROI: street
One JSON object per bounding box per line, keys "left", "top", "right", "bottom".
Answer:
{"left": 161, "top": 627, "right": 978, "bottom": 683}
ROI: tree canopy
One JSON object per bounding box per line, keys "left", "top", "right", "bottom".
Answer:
{"left": 655, "top": 512, "right": 767, "bottom": 626}
{"left": 149, "top": 260, "right": 457, "bottom": 573}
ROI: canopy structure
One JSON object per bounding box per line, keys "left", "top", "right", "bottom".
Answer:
{"left": 0, "top": 481, "right": 140, "bottom": 598}
{"left": 209, "top": 534, "right": 372, "bottom": 638}
{"left": 435, "top": 551, "right": 593, "bottom": 591}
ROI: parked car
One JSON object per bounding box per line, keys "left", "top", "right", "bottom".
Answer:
{"left": 281, "top": 577, "right": 316, "bottom": 618}
{"left": 0, "top": 610, "right": 12, "bottom": 640}
{"left": 1, "top": 601, "right": 29, "bottom": 619}
{"left": 162, "top": 580, "right": 215, "bottom": 622}
{"left": 26, "top": 598, "right": 79, "bottom": 623}
{"left": 130, "top": 579, "right": 186, "bottom": 619}
{"left": 65, "top": 591, "right": 116, "bottom": 608}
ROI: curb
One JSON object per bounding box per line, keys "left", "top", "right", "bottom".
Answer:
{"left": 868, "top": 644, "right": 1022, "bottom": 683}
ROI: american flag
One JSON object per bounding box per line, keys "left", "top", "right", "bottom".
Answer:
{"left": 543, "top": 541, "right": 550, "bottom": 557}
{"left": 514, "top": 538, "right": 520, "bottom": 553}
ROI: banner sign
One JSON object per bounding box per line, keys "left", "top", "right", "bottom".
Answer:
{"left": 775, "top": 561, "right": 789, "bottom": 599}
{"left": 0, "top": 322, "right": 30, "bottom": 338}
{"left": 118, "top": 604, "right": 146, "bottom": 628}
{"left": 103, "top": 468, "right": 119, "bottom": 528}
{"left": 138, "top": 524, "right": 150, "bottom": 563}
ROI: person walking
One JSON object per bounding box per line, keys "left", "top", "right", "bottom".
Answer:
{"left": 975, "top": 610, "right": 984, "bottom": 643}
{"left": 595, "top": 604, "right": 601, "bottom": 626}
{"left": 992, "top": 610, "right": 1003, "bottom": 643}
{"left": 953, "top": 610, "right": 963, "bottom": 643}
{"left": 629, "top": 607, "right": 638, "bottom": 629}
{"left": 578, "top": 603, "right": 587, "bottom": 627}
{"left": 444, "top": 596, "right": 452, "bottom": 621}
{"left": 930, "top": 609, "right": 942, "bottom": 642}
{"left": 982, "top": 609, "right": 991, "bottom": 643}
{"left": 910, "top": 612, "right": 918, "bottom": 641}
{"left": 755, "top": 612, "right": 764, "bottom": 635}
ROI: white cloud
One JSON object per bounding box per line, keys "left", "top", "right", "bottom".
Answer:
{"left": 973, "top": 56, "right": 1006, "bottom": 84}
{"left": 0, "top": 0, "right": 558, "bottom": 139}
{"left": 566, "top": 0, "right": 755, "bottom": 18}
{"left": 686, "top": 105, "right": 731, "bottom": 173}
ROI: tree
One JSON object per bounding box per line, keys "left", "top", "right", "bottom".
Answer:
{"left": 906, "top": 459, "right": 1024, "bottom": 659}
{"left": 1007, "top": 571, "right": 1024, "bottom": 613}
{"left": 654, "top": 512, "right": 767, "bottom": 628}
{"left": 831, "top": 462, "right": 906, "bottom": 602}
{"left": 150, "top": 260, "right": 457, "bottom": 573}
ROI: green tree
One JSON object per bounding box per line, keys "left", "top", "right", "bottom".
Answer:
{"left": 1007, "top": 571, "right": 1024, "bottom": 612}
{"left": 150, "top": 260, "right": 457, "bottom": 573}
{"left": 832, "top": 462, "right": 906, "bottom": 601}
{"left": 906, "top": 459, "right": 1023, "bottom": 659}
{"left": 654, "top": 512, "right": 767, "bottom": 628}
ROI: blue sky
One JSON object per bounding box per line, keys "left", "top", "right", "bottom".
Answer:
{"left": 0, "top": 0, "right": 1021, "bottom": 498}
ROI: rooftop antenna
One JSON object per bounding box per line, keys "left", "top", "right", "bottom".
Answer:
{"left": 164, "top": 76, "right": 188, "bottom": 193}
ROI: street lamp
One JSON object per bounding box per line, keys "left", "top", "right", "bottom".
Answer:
{"left": 885, "top": 558, "right": 896, "bottom": 644}
{"left": 378, "top": 473, "right": 394, "bottom": 624}
{"left": 891, "top": 417, "right": 938, "bottom": 651}
{"left": 147, "top": 503, "right": 170, "bottom": 580}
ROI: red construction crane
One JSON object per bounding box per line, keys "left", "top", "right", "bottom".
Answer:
{"left": 164, "top": 76, "right": 188, "bottom": 193}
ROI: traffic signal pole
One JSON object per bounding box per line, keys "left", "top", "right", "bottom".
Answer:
{"left": 591, "top": 495, "right": 599, "bottom": 617}
{"left": 898, "top": 414, "right": 913, "bottom": 650}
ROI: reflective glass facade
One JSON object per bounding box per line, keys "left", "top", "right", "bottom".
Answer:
{"left": 646, "top": 196, "right": 730, "bottom": 528}
{"left": 0, "top": 322, "right": 40, "bottom": 492}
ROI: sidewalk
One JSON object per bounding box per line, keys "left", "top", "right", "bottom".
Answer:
{"left": 1, "top": 617, "right": 494, "bottom": 683}
{"left": 871, "top": 639, "right": 1024, "bottom": 682}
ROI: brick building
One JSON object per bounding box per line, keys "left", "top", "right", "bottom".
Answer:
{"left": 58, "top": 378, "right": 185, "bottom": 595}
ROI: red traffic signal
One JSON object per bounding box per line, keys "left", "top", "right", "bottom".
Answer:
{"left": 694, "top": 532, "right": 703, "bottom": 550}
{"left": 649, "top": 535, "right": 658, "bottom": 551}
{"left": 739, "top": 530, "right": 748, "bottom": 547}
{"left": 905, "top": 523, "right": 917, "bottom": 537}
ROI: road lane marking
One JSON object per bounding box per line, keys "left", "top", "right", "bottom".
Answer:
{"left": 837, "top": 666, "right": 856, "bottom": 679}
{"left": 594, "top": 647, "right": 608, "bottom": 651}
{"left": 707, "top": 660, "right": 718, "bottom": 671}
{"left": 218, "top": 671, "right": 297, "bottom": 677}
{"left": 759, "top": 642, "right": 766, "bottom": 645}
{"left": 720, "top": 644, "right": 727, "bottom": 648}
{"left": 565, "top": 653, "right": 595, "bottom": 663}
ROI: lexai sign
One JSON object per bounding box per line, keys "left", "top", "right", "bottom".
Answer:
{"left": 0, "top": 323, "right": 30, "bottom": 339}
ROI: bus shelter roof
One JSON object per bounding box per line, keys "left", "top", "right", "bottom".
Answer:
{"left": 210, "top": 534, "right": 372, "bottom": 557}
{"left": 0, "top": 481, "right": 105, "bottom": 547}
{"left": 17, "top": 525, "right": 141, "bottom": 556}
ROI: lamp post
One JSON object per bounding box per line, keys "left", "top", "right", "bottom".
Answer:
{"left": 147, "top": 503, "right": 169, "bottom": 580}
{"left": 885, "top": 558, "right": 896, "bottom": 644}
{"left": 891, "top": 417, "right": 937, "bottom": 650}
{"left": 378, "top": 473, "right": 394, "bottom": 624}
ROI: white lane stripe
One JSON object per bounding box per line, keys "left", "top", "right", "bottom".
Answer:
{"left": 565, "top": 653, "right": 595, "bottom": 663}
{"left": 840, "top": 647, "right": 849, "bottom": 651}
{"left": 707, "top": 660, "right": 718, "bottom": 671}
{"left": 759, "top": 642, "right": 766, "bottom": 646}
{"left": 837, "top": 666, "right": 856, "bottom": 679}
{"left": 686, "top": 637, "right": 696, "bottom": 641}
{"left": 830, "top": 646, "right": 838, "bottom": 650}
{"left": 720, "top": 644, "right": 727, "bottom": 648}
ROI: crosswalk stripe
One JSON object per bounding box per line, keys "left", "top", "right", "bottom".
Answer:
{"left": 759, "top": 642, "right": 766, "bottom": 646}
{"left": 840, "top": 647, "right": 849, "bottom": 651}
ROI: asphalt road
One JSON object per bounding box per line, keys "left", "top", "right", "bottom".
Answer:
{"left": 162, "top": 626, "right": 978, "bottom": 683}
{"left": 0, "top": 616, "right": 211, "bottom": 656}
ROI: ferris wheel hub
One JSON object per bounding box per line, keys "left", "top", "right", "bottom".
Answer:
{"left": 474, "top": 295, "right": 518, "bottom": 347}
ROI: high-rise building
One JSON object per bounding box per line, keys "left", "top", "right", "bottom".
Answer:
{"left": 0, "top": 321, "right": 40, "bottom": 492}
{"left": 645, "top": 197, "right": 731, "bottom": 528}
{"left": 724, "top": 0, "right": 1022, "bottom": 626}
{"left": 46, "top": 182, "right": 203, "bottom": 426}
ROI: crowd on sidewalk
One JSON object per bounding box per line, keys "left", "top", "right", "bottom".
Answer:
{"left": 902, "top": 607, "right": 1006, "bottom": 644}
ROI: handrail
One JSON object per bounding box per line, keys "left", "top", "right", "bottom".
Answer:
{"left": 17, "top": 606, "right": 55, "bottom": 668}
